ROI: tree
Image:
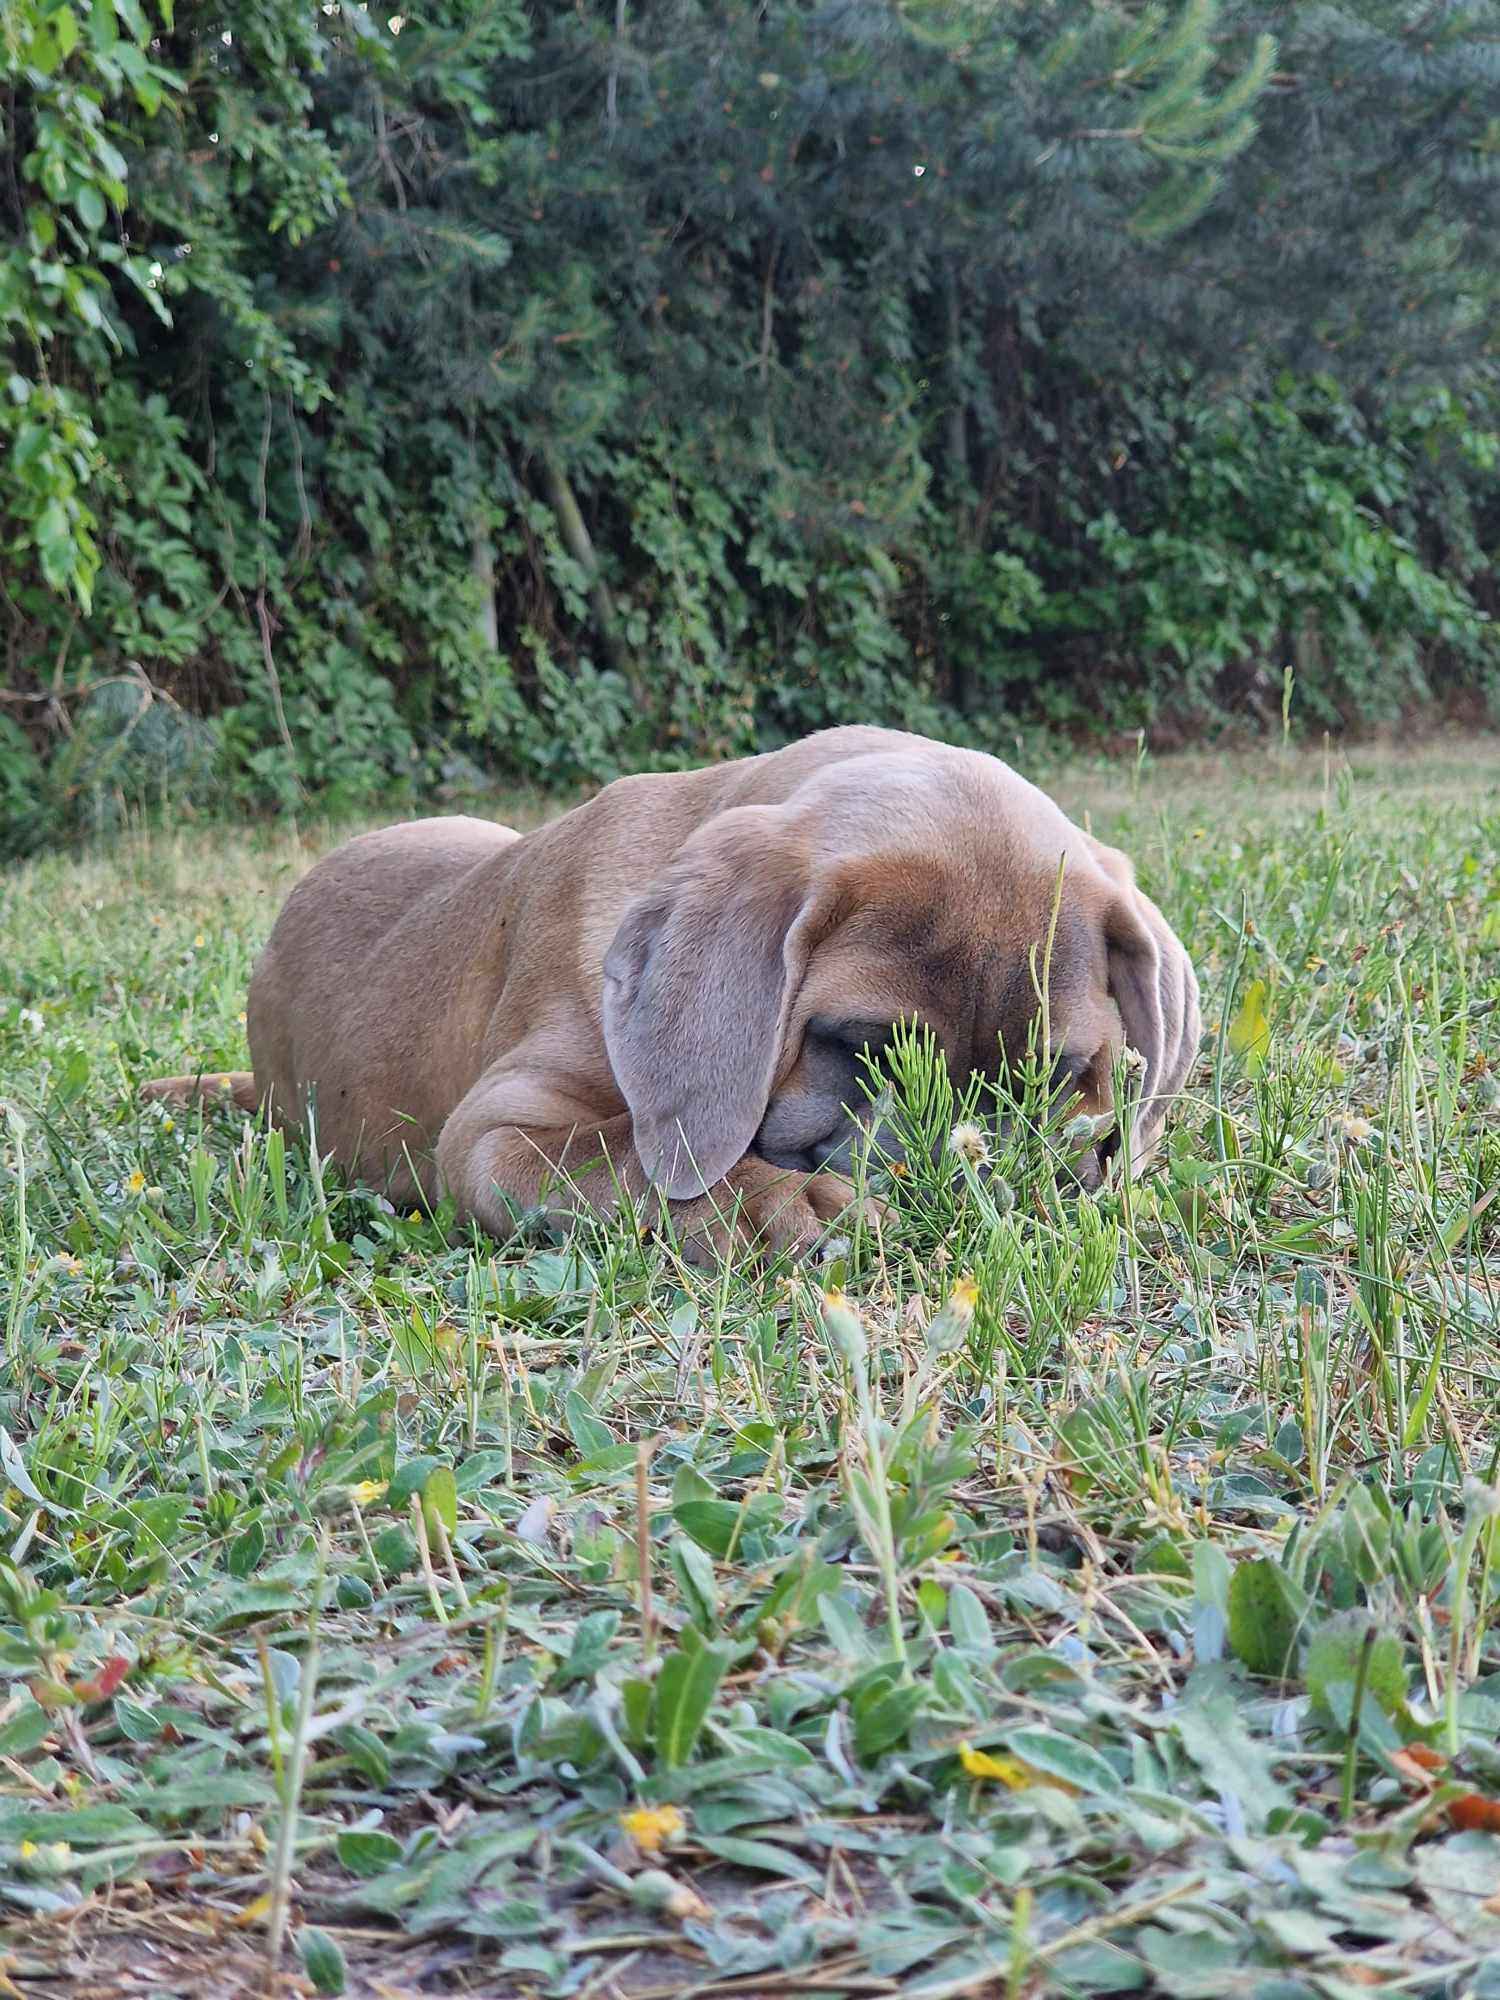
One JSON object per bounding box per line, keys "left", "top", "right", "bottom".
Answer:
{"left": 2, "top": 0, "right": 1496, "bottom": 838}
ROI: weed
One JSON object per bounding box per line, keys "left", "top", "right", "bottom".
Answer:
{"left": 2, "top": 747, "right": 1500, "bottom": 1992}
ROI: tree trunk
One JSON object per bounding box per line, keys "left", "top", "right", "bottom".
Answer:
{"left": 540, "top": 447, "right": 631, "bottom": 687}
{"left": 946, "top": 263, "right": 969, "bottom": 495}
{"left": 945, "top": 263, "right": 972, "bottom": 715}
{"left": 471, "top": 519, "right": 498, "bottom": 654}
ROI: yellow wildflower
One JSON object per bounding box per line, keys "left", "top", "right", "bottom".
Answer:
{"left": 18, "top": 1839, "right": 72, "bottom": 1874}
{"left": 957, "top": 1742, "right": 1035, "bottom": 1788}
{"left": 350, "top": 1480, "right": 389, "bottom": 1507}
{"left": 620, "top": 1804, "right": 686, "bottom": 1853}
{"left": 125, "top": 1170, "right": 146, "bottom": 1195}
{"left": 957, "top": 1742, "right": 1081, "bottom": 1795}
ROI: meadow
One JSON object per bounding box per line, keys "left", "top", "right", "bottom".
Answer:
{"left": 3, "top": 738, "right": 1500, "bottom": 1999}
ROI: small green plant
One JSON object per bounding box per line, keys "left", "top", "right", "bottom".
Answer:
{"left": 3, "top": 747, "right": 1500, "bottom": 1986}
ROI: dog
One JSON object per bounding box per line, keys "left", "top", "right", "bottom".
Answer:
{"left": 143, "top": 726, "right": 1200, "bottom": 1257}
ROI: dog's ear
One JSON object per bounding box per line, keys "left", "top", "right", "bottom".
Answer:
{"left": 602, "top": 806, "right": 832, "bottom": 1199}
{"left": 1102, "top": 871, "right": 1201, "bottom": 1167}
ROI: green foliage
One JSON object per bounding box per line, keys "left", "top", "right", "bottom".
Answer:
{"left": 5, "top": 751, "right": 1500, "bottom": 1982}
{"left": 3, "top": 0, "right": 1498, "bottom": 839}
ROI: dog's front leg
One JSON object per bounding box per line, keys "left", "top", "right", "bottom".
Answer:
{"left": 436, "top": 1072, "right": 876, "bottom": 1259}
{"left": 435, "top": 1076, "right": 645, "bottom": 1238}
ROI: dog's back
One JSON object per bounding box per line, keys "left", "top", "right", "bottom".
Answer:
{"left": 246, "top": 816, "right": 521, "bottom": 1188}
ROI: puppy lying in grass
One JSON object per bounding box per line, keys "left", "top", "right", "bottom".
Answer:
{"left": 144, "top": 725, "right": 1199, "bottom": 1257}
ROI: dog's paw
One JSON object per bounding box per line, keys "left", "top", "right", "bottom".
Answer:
{"left": 668, "top": 1157, "right": 883, "bottom": 1266}
{"left": 139, "top": 1070, "right": 255, "bottom": 1109}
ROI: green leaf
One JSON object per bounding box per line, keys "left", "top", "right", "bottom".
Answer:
{"left": 1227, "top": 978, "right": 1272, "bottom": 1074}
{"left": 1401, "top": 1325, "right": 1446, "bottom": 1449}
{"left": 820, "top": 1591, "right": 874, "bottom": 1662}
{"left": 389, "top": 1310, "right": 439, "bottom": 1375}
{"left": 693, "top": 1833, "right": 819, "bottom": 1884}
{"left": 113, "top": 1696, "right": 162, "bottom": 1742}
{"left": 0, "top": 1428, "right": 74, "bottom": 1518}
{"left": 1006, "top": 1727, "right": 1123, "bottom": 1797}
{"left": 946, "top": 1583, "right": 992, "bottom": 1651}
{"left": 337, "top": 1829, "right": 404, "bottom": 1878}
{"left": 552, "top": 1609, "right": 619, "bottom": 1688}
{"left": 227, "top": 1520, "right": 265, "bottom": 1578}
{"left": 1305, "top": 1612, "right": 1407, "bottom": 1726}
{"left": 852, "top": 1678, "right": 925, "bottom": 1759}
{"left": 297, "top": 1927, "right": 347, "bottom": 1996}
{"left": 0, "top": 1804, "right": 147, "bottom": 1844}
{"left": 74, "top": 184, "right": 107, "bottom": 232}
{"left": 371, "top": 1527, "right": 416, "bottom": 1573}
{"left": 670, "top": 1535, "right": 720, "bottom": 1631}
{"left": 28, "top": 23, "right": 62, "bottom": 72}
{"left": 0, "top": 1702, "right": 55, "bottom": 1756}
{"left": 674, "top": 1495, "right": 779, "bottom": 1560}
{"left": 1227, "top": 1557, "right": 1307, "bottom": 1679}
{"left": 565, "top": 1443, "right": 639, "bottom": 1484}
{"left": 54, "top": 1046, "right": 90, "bottom": 1106}
{"left": 620, "top": 1677, "right": 653, "bottom": 1749}
{"left": 421, "top": 1465, "right": 458, "bottom": 1539}
{"left": 336, "top": 1724, "right": 390, "bottom": 1788}
{"left": 653, "top": 1638, "right": 730, "bottom": 1767}
{"left": 111, "top": 0, "right": 149, "bottom": 40}
{"left": 389, "top": 1457, "right": 441, "bottom": 1507}
{"left": 1169, "top": 1686, "right": 1291, "bottom": 1828}
{"left": 563, "top": 1389, "right": 613, "bottom": 1456}
{"left": 1192, "top": 1537, "right": 1231, "bottom": 1610}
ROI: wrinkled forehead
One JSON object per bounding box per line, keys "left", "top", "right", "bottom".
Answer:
{"left": 804, "top": 879, "right": 1103, "bottom": 1077}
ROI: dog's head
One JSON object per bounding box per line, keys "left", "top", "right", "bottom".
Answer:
{"left": 602, "top": 748, "right": 1199, "bottom": 1198}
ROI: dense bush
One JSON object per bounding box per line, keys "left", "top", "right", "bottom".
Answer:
{"left": 2, "top": 0, "right": 1497, "bottom": 847}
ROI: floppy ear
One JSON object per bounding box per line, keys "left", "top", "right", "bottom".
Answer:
{"left": 1105, "top": 884, "right": 1201, "bottom": 1168}
{"left": 602, "top": 806, "right": 830, "bottom": 1199}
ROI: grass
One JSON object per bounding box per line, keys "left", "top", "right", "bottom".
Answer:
{"left": 3, "top": 736, "right": 1500, "bottom": 1998}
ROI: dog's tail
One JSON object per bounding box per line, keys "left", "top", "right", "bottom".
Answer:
{"left": 140, "top": 1071, "right": 261, "bottom": 1114}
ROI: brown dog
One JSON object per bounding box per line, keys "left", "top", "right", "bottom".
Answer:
{"left": 143, "top": 726, "right": 1199, "bottom": 1255}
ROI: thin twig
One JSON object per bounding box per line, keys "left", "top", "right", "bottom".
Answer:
{"left": 251, "top": 390, "right": 304, "bottom": 797}
{"left": 605, "top": 0, "right": 627, "bottom": 142}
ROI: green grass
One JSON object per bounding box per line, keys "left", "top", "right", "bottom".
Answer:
{"left": 4, "top": 738, "right": 1500, "bottom": 1998}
